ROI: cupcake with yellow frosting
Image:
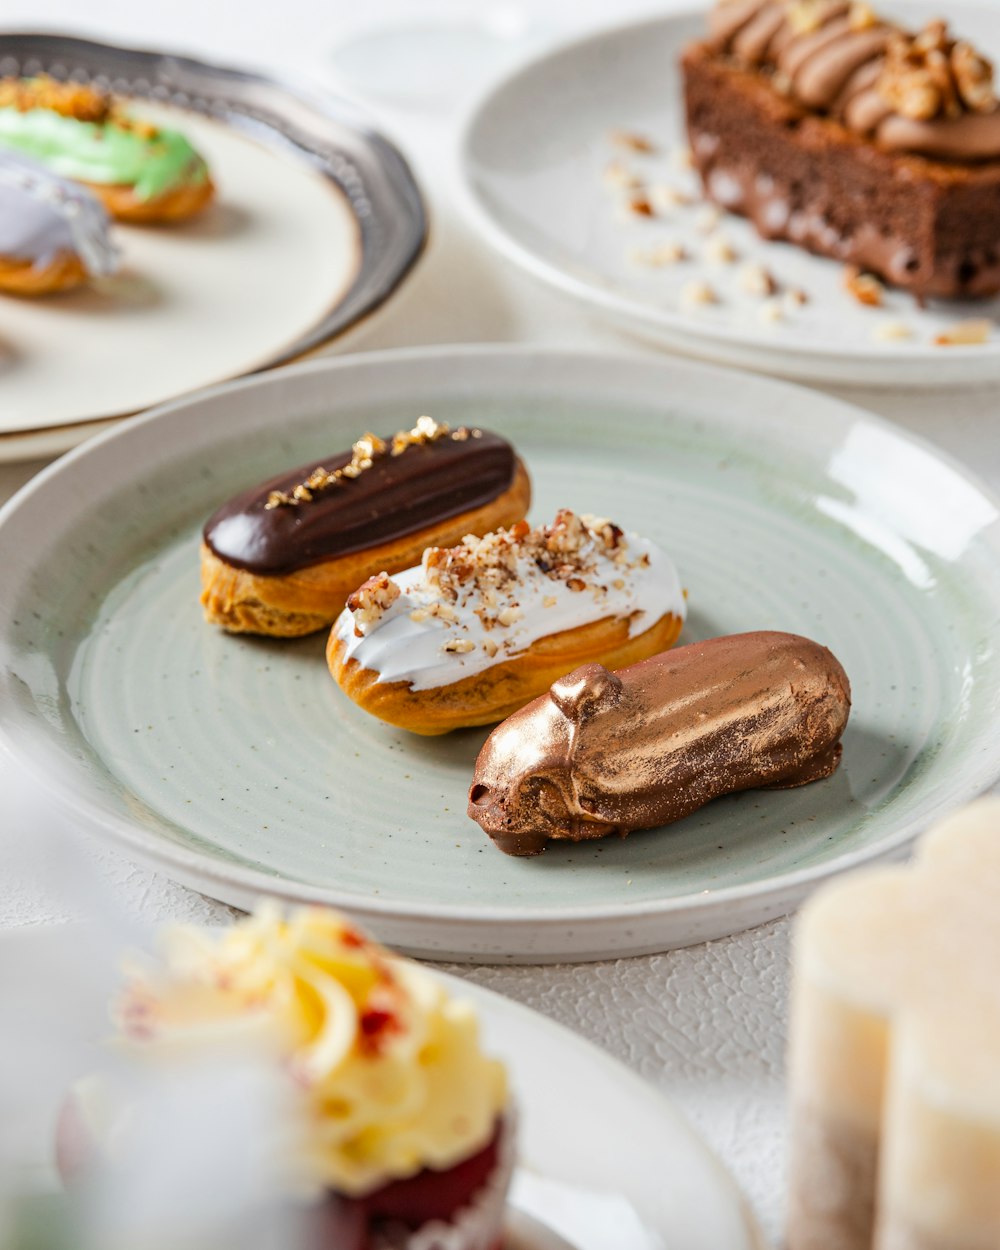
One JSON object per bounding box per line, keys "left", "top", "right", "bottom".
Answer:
{"left": 0, "top": 76, "right": 213, "bottom": 224}
{"left": 61, "top": 905, "right": 514, "bottom": 1250}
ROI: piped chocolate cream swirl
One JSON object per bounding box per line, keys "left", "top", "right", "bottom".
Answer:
{"left": 204, "top": 419, "right": 518, "bottom": 576}
{"left": 468, "top": 631, "right": 851, "bottom": 857}
{"left": 710, "top": 1, "right": 1000, "bottom": 161}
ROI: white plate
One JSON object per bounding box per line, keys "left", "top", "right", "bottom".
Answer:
{"left": 0, "top": 33, "right": 426, "bottom": 459}
{"left": 460, "top": 1, "right": 1000, "bottom": 386}
{"left": 0, "top": 925, "right": 761, "bottom": 1250}
{"left": 3, "top": 347, "right": 1000, "bottom": 963}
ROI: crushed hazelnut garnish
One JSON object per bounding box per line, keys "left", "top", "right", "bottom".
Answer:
{"left": 347, "top": 572, "right": 400, "bottom": 637}
{"left": 650, "top": 184, "right": 691, "bottom": 211}
{"left": 695, "top": 204, "right": 722, "bottom": 234}
{"left": 670, "top": 146, "right": 695, "bottom": 171}
{"left": 873, "top": 320, "right": 913, "bottom": 342}
{"left": 878, "top": 21, "right": 997, "bottom": 121}
{"left": 934, "top": 319, "right": 992, "bottom": 346}
{"left": 680, "top": 279, "right": 719, "bottom": 309}
{"left": 848, "top": 2, "right": 878, "bottom": 32}
{"left": 758, "top": 298, "right": 784, "bottom": 324}
{"left": 624, "top": 193, "right": 655, "bottom": 218}
{"left": 603, "top": 161, "right": 642, "bottom": 190}
{"left": 844, "top": 265, "right": 885, "bottom": 307}
{"left": 787, "top": 0, "right": 824, "bottom": 37}
{"left": 784, "top": 287, "right": 809, "bottom": 308}
{"left": 629, "top": 241, "right": 687, "bottom": 267}
{"left": 0, "top": 75, "right": 112, "bottom": 123}
{"left": 610, "top": 129, "right": 657, "bottom": 154}
{"left": 704, "top": 233, "right": 738, "bottom": 265}
{"left": 739, "top": 263, "right": 778, "bottom": 297}
{"left": 265, "top": 419, "right": 470, "bottom": 509}
{"left": 442, "top": 638, "right": 475, "bottom": 654}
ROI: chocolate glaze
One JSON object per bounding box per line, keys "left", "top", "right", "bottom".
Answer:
{"left": 468, "top": 631, "right": 851, "bottom": 857}
{"left": 204, "top": 430, "right": 517, "bottom": 575}
{"left": 707, "top": 0, "right": 1000, "bottom": 162}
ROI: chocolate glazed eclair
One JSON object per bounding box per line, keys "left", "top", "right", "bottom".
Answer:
{"left": 201, "top": 418, "right": 531, "bottom": 637}
{"left": 468, "top": 631, "right": 851, "bottom": 855}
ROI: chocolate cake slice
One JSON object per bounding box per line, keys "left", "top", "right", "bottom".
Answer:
{"left": 682, "top": 1, "right": 1000, "bottom": 299}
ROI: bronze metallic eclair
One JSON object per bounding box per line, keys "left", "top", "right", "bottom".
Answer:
{"left": 468, "top": 630, "right": 851, "bottom": 856}
{"left": 200, "top": 418, "right": 531, "bottom": 637}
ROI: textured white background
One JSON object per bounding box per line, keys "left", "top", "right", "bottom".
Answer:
{"left": 3, "top": 1, "right": 1000, "bottom": 1244}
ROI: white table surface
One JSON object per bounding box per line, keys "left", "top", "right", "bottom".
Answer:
{"left": 3, "top": 2, "right": 1000, "bottom": 1245}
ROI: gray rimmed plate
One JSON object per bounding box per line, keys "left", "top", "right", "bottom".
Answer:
{"left": 0, "top": 32, "right": 426, "bottom": 458}
{"left": 2, "top": 346, "right": 1000, "bottom": 963}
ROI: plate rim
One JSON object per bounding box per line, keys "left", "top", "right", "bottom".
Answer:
{"left": 3, "top": 344, "right": 1000, "bottom": 955}
{"left": 0, "top": 29, "right": 428, "bottom": 445}
{"left": 457, "top": 4, "right": 1000, "bottom": 379}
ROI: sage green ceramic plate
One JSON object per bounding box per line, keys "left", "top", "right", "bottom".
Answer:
{"left": 2, "top": 348, "right": 1000, "bottom": 962}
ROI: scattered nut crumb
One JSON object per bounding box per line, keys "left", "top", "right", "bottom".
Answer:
{"left": 704, "top": 233, "right": 738, "bottom": 265}
{"left": 649, "top": 183, "right": 691, "bottom": 212}
{"left": 409, "top": 608, "right": 429, "bottom": 623}
{"left": 442, "top": 638, "right": 475, "bottom": 654}
{"left": 624, "top": 192, "right": 655, "bottom": 218}
{"left": 849, "top": 1, "right": 878, "bottom": 31}
{"left": 739, "top": 262, "right": 777, "bottom": 296}
{"left": 609, "top": 128, "right": 657, "bottom": 154}
{"left": 695, "top": 204, "right": 722, "bottom": 234}
{"left": 783, "top": 286, "right": 809, "bottom": 308}
{"left": 347, "top": 572, "right": 400, "bottom": 637}
{"left": 629, "top": 240, "right": 687, "bottom": 267}
{"left": 844, "top": 265, "right": 885, "bottom": 307}
{"left": 603, "top": 160, "right": 641, "bottom": 190}
{"left": 482, "top": 637, "right": 499, "bottom": 658}
{"left": 542, "top": 595, "right": 558, "bottom": 608}
{"left": 680, "top": 279, "right": 719, "bottom": 309}
{"left": 873, "top": 320, "right": 913, "bottom": 342}
{"left": 934, "top": 319, "right": 992, "bottom": 346}
{"left": 757, "top": 298, "right": 784, "bottom": 324}
{"left": 498, "top": 605, "right": 523, "bottom": 626}
{"left": 670, "top": 145, "right": 695, "bottom": 171}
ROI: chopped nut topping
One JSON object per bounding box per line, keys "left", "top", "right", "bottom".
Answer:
{"left": 610, "top": 128, "right": 657, "bottom": 153}
{"left": 442, "top": 638, "right": 475, "bottom": 654}
{"left": 844, "top": 265, "right": 885, "bottom": 307}
{"left": 680, "top": 279, "right": 719, "bottom": 309}
{"left": 878, "top": 21, "right": 997, "bottom": 121}
{"left": 482, "top": 637, "right": 499, "bottom": 658}
{"left": 649, "top": 184, "right": 691, "bottom": 212}
{"left": 757, "top": 298, "right": 784, "bottom": 324}
{"left": 629, "top": 241, "right": 687, "bottom": 267}
{"left": 497, "top": 605, "right": 523, "bottom": 626}
{"left": 786, "top": 0, "right": 825, "bottom": 36}
{"left": 347, "top": 572, "right": 400, "bottom": 637}
{"left": 543, "top": 596, "right": 558, "bottom": 608}
{"left": 695, "top": 204, "right": 723, "bottom": 234}
{"left": 0, "top": 75, "right": 112, "bottom": 123}
{"left": 934, "top": 319, "right": 992, "bottom": 346}
{"left": 603, "top": 161, "right": 642, "bottom": 190}
{"left": 739, "top": 262, "right": 778, "bottom": 297}
{"left": 624, "top": 192, "right": 655, "bottom": 218}
{"left": 670, "top": 146, "right": 695, "bottom": 171}
{"left": 873, "top": 320, "right": 913, "bottom": 342}
{"left": 784, "top": 286, "right": 809, "bottom": 308}
{"left": 704, "top": 233, "right": 738, "bottom": 265}
{"left": 848, "top": 2, "right": 878, "bottom": 32}
{"left": 265, "top": 420, "right": 467, "bottom": 509}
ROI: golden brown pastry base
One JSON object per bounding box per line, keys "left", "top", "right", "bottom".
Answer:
{"left": 0, "top": 250, "right": 89, "bottom": 295}
{"left": 87, "top": 173, "right": 215, "bottom": 223}
{"left": 327, "top": 611, "right": 686, "bottom": 735}
{"left": 201, "top": 461, "right": 532, "bottom": 638}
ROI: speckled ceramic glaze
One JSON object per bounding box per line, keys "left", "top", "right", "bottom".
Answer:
{"left": 2, "top": 348, "right": 1000, "bottom": 961}
{"left": 461, "top": 1, "right": 1000, "bottom": 387}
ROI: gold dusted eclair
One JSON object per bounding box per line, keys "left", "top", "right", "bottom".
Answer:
{"left": 468, "top": 631, "right": 851, "bottom": 855}
{"left": 327, "top": 509, "right": 687, "bottom": 735}
{"left": 201, "top": 418, "right": 531, "bottom": 637}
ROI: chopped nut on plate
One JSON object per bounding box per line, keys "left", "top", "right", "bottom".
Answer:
{"left": 934, "top": 320, "right": 992, "bottom": 346}
{"left": 629, "top": 241, "right": 687, "bottom": 267}
{"left": 739, "top": 262, "right": 777, "bottom": 296}
{"left": 680, "top": 279, "right": 718, "bottom": 309}
{"left": 757, "top": 298, "right": 784, "bottom": 324}
{"left": 844, "top": 265, "right": 885, "bottom": 307}
{"left": 609, "top": 128, "right": 657, "bottom": 153}
{"left": 873, "top": 321, "right": 913, "bottom": 342}
{"left": 694, "top": 204, "right": 723, "bottom": 234}
{"left": 649, "top": 183, "right": 691, "bottom": 211}
{"left": 603, "top": 160, "right": 642, "bottom": 191}
{"left": 704, "top": 233, "right": 738, "bottom": 264}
